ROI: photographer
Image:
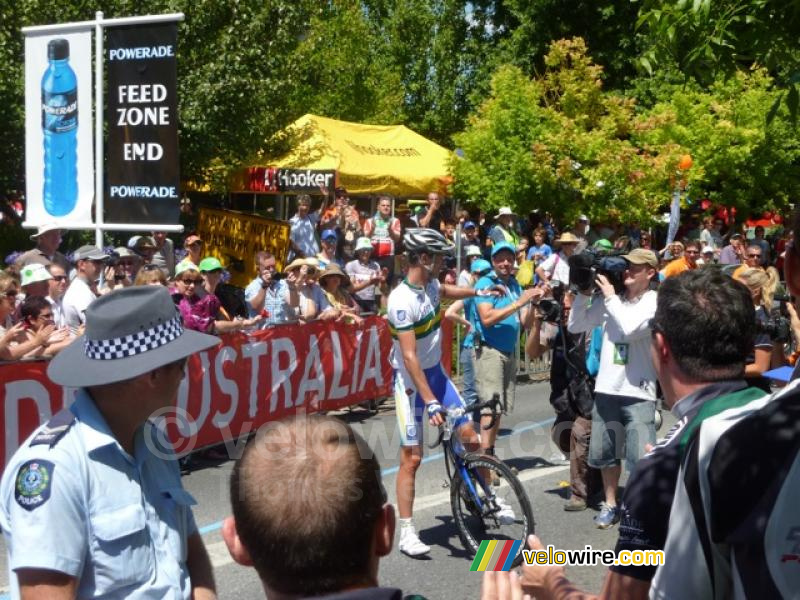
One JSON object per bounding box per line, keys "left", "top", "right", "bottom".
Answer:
{"left": 735, "top": 266, "right": 780, "bottom": 376}
{"left": 526, "top": 285, "right": 601, "bottom": 512}
{"left": 567, "top": 248, "right": 658, "bottom": 529}
{"left": 244, "top": 251, "right": 298, "bottom": 327}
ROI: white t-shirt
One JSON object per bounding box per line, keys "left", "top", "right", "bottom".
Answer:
{"left": 568, "top": 290, "right": 658, "bottom": 401}
{"left": 538, "top": 251, "right": 570, "bottom": 285}
{"left": 345, "top": 259, "right": 380, "bottom": 301}
{"left": 62, "top": 278, "right": 96, "bottom": 329}
{"left": 387, "top": 279, "right": 442, "bottom": 370}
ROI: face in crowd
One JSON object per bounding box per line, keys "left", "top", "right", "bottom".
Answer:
{"left": 48, "top": 265, "right": 68, "bottom": 300}
{"left": 492, "top": 248, "right": 515, "bottom": 278}
{"left": 175, "top": 269, "right": 203, "bottom": 299}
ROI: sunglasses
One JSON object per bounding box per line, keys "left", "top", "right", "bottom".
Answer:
{"left": 747, "top": 253, "right": 762, "bottom": 258}
{"left": 4, "top": 290, "right": 18, "bottom": 298}
{"left": 52, "top": 275, "right": 68, "bottom": 282}
{"left": 685, "top": 250, "right": 700, "bottom": 255}
{"left": 179, "top": 278, "right": 203, "bottom": 285}
{"left": 187, "top": 241, "right": 203, "bottom": 247}
{"left": 142, "top": 264, "right": 161, "bottom": 271}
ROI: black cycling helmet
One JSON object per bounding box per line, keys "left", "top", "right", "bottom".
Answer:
{"left": 403, "top": 227, "right": 455, "bottom": 255}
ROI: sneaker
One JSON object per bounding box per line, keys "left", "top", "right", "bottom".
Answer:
{"left": 563, "top": 497, "right": 587, "bottom": 512}
{"left": 399, "top": 527, "right": 431, "bottom": 556}
{"left": 593, "top": 503, "right": 619, "bottom": 529}
{"left": 494, "top": 497, "right": 516, "bottom": 525}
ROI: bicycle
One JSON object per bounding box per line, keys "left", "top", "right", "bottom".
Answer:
{"left": 429, "top": 394, "right": 535, "bottom": 567}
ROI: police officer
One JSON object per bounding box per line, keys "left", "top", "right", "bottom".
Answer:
{"left": 0, "top": 286, "right": 218, "bottom": 599}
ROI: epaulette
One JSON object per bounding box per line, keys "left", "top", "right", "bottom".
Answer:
{"left": 29, "top": 407, "right": 76, "bottom": 448}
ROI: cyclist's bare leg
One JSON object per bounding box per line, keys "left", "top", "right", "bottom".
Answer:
{"left": 481, "top": 414, "right": 500, "bottom": 451}
{"left": 456, "top": 420, "right": 481, "bottom": 453}
{"left": 397, "top": 444, "right": 423, "bottom": 518}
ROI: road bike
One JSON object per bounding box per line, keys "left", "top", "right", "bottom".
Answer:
{"left": 429, "top": 394, "right": 535, "bottom": 567}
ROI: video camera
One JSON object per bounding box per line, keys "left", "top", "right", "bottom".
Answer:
{"left": 759, "top": 293, "right": 792, "bottom": 344}
{"left": 567, "top": 247, "right": 628, "bottom": 295}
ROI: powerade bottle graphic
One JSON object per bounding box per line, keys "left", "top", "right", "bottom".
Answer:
{"left": 41, "top": 38, "right": 78, "bottom": 216}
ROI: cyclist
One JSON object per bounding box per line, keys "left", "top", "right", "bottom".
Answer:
{"left": 389, "top": 227, "right": 507, "bottom": 557}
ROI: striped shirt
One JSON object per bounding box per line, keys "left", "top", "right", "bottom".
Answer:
{"left": 387, "top": 279, "right": 441, "bottom": 369}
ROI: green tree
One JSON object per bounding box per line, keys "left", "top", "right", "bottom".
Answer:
{"left": 452, "top": 39, "right": 685, "bottom": 225}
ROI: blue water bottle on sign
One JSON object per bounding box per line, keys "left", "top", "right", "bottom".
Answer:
{"left": 41, "top": 38, "right": 78, "bottom": 216}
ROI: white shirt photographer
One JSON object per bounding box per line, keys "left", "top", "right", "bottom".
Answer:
{"left": 567, "top": 256, "right": 658, "bottom": 402}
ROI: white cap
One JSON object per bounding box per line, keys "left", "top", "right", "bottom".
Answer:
{"left": 20, "top": 263, "right": 53, "bottom": 287}
{"left": 702, "top": 246, "right": 714, "bottom": 254}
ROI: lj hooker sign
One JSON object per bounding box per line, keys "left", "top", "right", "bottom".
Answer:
{"left": 0, "top": 318, "right": 393, "bottom": 466}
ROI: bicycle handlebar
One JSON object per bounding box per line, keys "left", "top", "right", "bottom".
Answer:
{"left": 427, "top": 393, "right": 503, "bottom": 449}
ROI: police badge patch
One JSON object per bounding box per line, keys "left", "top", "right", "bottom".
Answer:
{"left": 15, "top": 459, "right": 54, "bottom": 511}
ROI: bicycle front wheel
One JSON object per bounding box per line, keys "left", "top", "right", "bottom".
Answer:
{"left": 450, "top": 454, "right": 534, "bottom": 567}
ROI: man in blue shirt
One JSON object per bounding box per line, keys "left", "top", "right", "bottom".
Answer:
{"left": 0, "top": 286, "right": 218, "bottom": 599}
{"left": 244, "top": 250, "right": 298, "bottom": 327}
{"left": 474, "top": 241, "right": 543, "bottom": 458}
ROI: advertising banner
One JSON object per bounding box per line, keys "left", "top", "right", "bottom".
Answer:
{"left": 236, "top": 167, "right": 336, "bottom": 194}
{"left": 0, "top": 317, "right": 393, "bottom": 466}
{"left": 24, "top": 30, "right": 94, "bottom": 226}
{"left": 106, "top": 23, "right": 179, "bottom": 224}
{"left": 196, "top": 207, "right": 291, "bottom": 287}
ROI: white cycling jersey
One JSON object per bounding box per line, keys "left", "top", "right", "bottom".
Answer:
{"left": 387, "top": 278, "right": 442, "bottom": 370}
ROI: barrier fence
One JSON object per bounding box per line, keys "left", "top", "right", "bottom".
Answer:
{"left": 0, "top": 316, "right": 402, "bottom": 466}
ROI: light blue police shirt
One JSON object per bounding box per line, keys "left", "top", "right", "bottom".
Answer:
{"left": 0, "top": 389, "right": 198, "bottom": 599}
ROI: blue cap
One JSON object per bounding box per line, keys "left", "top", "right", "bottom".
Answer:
{"left": 321, "top": 229, "right": 338, "bottom": 241}
{"left": 463, "top": 220, "right": 477, "bottom": 230}
{"left": 470, "top": 259, "right": 492, "bottom": 275}
{"left": 491, "top": 241, "right": 516, "bottom": 257}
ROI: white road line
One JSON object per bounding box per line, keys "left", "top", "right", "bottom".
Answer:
{"left": 206, "top": 464, "right": 569, "bottom": 569}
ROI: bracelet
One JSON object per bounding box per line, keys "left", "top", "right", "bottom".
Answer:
{"left": 511, "top": 301, "right": 520, "bottom": 312}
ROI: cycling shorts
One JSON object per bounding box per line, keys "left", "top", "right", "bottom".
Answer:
{"left": 394, "top": 363, "right": 471, "bottom": 446}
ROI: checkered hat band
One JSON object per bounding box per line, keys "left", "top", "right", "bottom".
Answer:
{"left": 84, "top": 316, "right": 183, "bottom": 360}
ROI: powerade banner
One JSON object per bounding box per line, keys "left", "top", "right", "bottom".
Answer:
{"left": 0, "top": 318, "right": 393, "bottom": 466}
{"left": 24, "top": 30, "right": 94, "bottom": 226}
{"left": 106, "top": 23, "right": 179, "bottom": 224}
{"left": 239, "top": 166, "right": 336, "bottom": 193}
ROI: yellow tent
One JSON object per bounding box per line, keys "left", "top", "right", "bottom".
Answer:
{"left": 230, "top": 114, "right": 454, "bottom": 197}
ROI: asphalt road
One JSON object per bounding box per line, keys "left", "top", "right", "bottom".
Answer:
{"left": 0, "top": 379, "right": 673, "bottom": 599}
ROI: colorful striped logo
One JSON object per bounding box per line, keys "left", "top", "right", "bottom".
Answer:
{"left": 469, "top": 540, "right": 522, "bottom": 571}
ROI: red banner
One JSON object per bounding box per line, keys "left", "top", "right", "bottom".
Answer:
{"left": 1, "top": 317, "right": 393, "bottom": 465}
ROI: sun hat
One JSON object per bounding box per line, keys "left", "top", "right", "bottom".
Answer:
{"left": 20, "top": 264, "right": 53, "bottom": 287}
{"left": 578, "top": 214, "right": 589, "bottom": 222}
{"left": 555, "top": 232, "right": 580, "bottom": 244}
{"left": 175, "top": 261, "right": 200, "bottom": 277}
{"left": 355, "top": 237, "right": 373, "bottom": 253}
{"left": 465, "top": 245, "right": 482, "bottom": 258}
{"left": 286, "top": 258, "right": 311, "bottom": 272}
{"left": 495, "top": 207, "right": 517, "bottom": 218}
{"left": 321, "top": 229, "right": 338, "bottom": 241}
{"left": 198, "top": 257, "right": 224, "bottom": 272}
{"left": 622, "top": 248, "right": 659, "bottom": 268}
{"left": 48, "top": 286, "right": 219, "bottom": 387}
{"left": 73, "top": 245, "right": 109, "bottom": 262}
{"left": 491, "top": 241, "right": 516, "bottom": 257}
{"left": 470, "top": 258, "right": 492, "bottom": 275}
{"left": 318, "top": 264, "right": 351, "bottom": 287}
{"left": 29, "top": 224, "right": 62, "bottom": 240}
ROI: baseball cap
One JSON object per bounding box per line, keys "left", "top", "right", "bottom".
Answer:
{"left": 465, "top": 245, "right": 482, "bottom": 258}
{"left": 491, "top": 241, "right": 516, "bottom": 257}
{"left": 622, "top": 248, "right": 658, "bottom": 268}
{"left": 73, "top": 245, "right": 109, "bottom": 262}
{"left": 702, "top": 246, "right": 714, "bottom": 254}
{"left": 198, "top": 257, "right": 224, "bottom": 272}
{"left": 355, "top": 237, "right": 373, "bottom": 253}
{"left": 20, "top": 264, "right": 53, "bottom": 287}
{"left": 321, "top": 229, "right": 338, "bottom": 241}
{"left": 463, "top": 221, "right": 477, "bottom": 230}
{"left": 175, "top": 261, "right": 200, "bottom": 277}
{"left": 470, "top": 258, "right": 492, "bottom": 275}
{"left": 593, "top": 239, "right": 613, "bottom": 250}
